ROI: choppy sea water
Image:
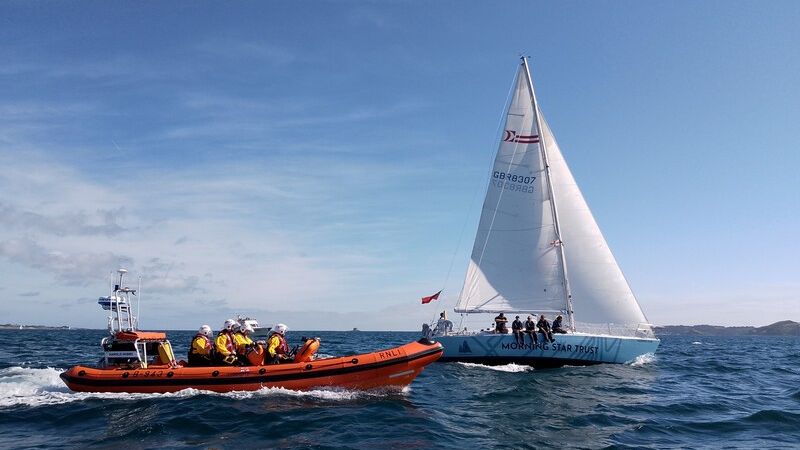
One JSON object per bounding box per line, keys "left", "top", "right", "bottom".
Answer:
{"left": 0, "top": 330, "right": 798, "bottom": 449}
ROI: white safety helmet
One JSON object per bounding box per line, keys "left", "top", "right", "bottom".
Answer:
{"left": 199, "top": 325, "right": 212, "bottom": 337}
{"left": 223, "top": 319, "right": 236, "bottom": 331}
{"left": 273, "top": 323, "right": 288, "bottom": 336}
{"left": 232, "top": 322, "right": 242, "bottom": 332}
{"left": 242, "top": 324, "right": 254, "bottom": 334}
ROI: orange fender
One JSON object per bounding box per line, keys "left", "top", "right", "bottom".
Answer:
{"left": 293, "top": 338, "right": 320, "bottom": 363}
{"left": 246, "top": 344, "right": 265, "bottom": 366}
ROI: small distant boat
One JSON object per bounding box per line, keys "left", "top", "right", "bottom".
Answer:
{"left": 427, "top": 58, "right": 659, "bottom": 368}
{"left": 61, "top": 269, "right": 442, "bottom": 393}
{"left": 236, "top": 315, "right": 271, "bottom": 340}
{"left": 352, "top": 328, "right": 360, "bottom": 332}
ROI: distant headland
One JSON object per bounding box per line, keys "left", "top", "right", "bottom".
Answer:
{"left": 655, "top": 320, "right": 799, "bottom": 336}
{"left": 0, "top": 323, "right": 71, "bottom": 330}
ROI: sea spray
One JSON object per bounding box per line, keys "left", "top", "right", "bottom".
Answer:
{"left": 627, "top": 353, "right": 656, "bottom": 367}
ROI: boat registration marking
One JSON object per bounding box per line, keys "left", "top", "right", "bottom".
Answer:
{"left": 130, "top": 370, "right": 165, "bottom": 378}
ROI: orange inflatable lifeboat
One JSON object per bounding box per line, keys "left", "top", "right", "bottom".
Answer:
{"left": 60, "top": 335, "right": 442, "bottom": 394}
{"left": 61, "top": 268, "right": 442, "bottom": 393}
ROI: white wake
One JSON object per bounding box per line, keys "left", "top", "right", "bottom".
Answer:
{"left": 457, "top": 362, "right": 533, "bottom": 373}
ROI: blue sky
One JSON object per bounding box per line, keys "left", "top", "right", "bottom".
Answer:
{"left": 1, "top": 1, "right": 798, "bottom": 330}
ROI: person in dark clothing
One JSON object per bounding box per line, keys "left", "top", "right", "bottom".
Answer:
{"left": 494, "top": 313, "right": 509, "bottom": 334}
{"left": 537, "top": 314, "right": 555, "bottom": 343}
{"left": 524, "top": 315, "right": 539, "bottom": 345}
{"left": 552, "top": 315, "right": 568, "bottom": 334}
{"left": 511, "top": 316, "right": 524, "bottom": 345}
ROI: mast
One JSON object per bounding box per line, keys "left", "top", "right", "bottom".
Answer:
{"left": 521, "top": 57, "right": 576, "bottom": 331}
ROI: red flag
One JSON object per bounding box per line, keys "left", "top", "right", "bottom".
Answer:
{"left": 421, "top": 290, "right": 442, "bottom": 304}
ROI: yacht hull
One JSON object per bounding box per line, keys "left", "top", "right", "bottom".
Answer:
{"left": 436, "top": 333, "right": 659, "bottom": 368}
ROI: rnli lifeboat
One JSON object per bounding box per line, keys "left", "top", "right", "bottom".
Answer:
{"left": 60, "top": 269, "right": 443, "bottom": 393}
{"left": 61, "top": 334, "right": 442, "bottom": 394}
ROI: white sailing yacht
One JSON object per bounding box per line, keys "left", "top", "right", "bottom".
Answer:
{"left": 430, "top": 58, "right": 659, "bottom": 367}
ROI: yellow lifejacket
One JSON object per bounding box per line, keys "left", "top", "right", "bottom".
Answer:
{"left": 233, "top": 332, "right": 254, "bottom": 355}
{"left": 191, "top": 335, "right": 212, "bottom": 356}
{"left": 215, "top": 331, "right": 235, "bottom": 356}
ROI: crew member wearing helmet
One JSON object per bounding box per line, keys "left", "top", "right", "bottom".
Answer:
{"left": 215, "top": 319, "right": 238, "bottom": 365}
{"left": 266, "top": 323, "right": 291, "bottom": 364}
{"left": 188, "top": 324, "right": 214, "bottom": 367}
{"left": 233, "top": 323, "right": 256, "bottom": 364}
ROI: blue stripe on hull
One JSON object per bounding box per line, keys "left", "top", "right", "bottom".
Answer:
{"left": 435, "top": 333, "right": 659, "bottom": 367}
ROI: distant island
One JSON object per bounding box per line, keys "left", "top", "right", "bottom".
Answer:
{"left": 655, "top": 320, "right": 799, "bottom": 336}
{"left": 0, "top": 323, "right": 71, "bottom": 330}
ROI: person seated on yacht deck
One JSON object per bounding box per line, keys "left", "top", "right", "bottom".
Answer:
{"left": 552, "top": 315, "right": 568, "bottom": 334}
{"left": 215, "top": 319, "right": 239, "bottom": 365}
{"left": 266, "top": 323, "right": 292, "bottom": 364}
{"left": 537, "top": 314, "right": 555, "bottom": 343}
{"left": 188, "top": 324, "right": 215, "bottom": 367}
{"left": 512, "top": 315, "right": 524, "bottom": 345}
{"left": 524, "top": 315, "right": 539, "bottom": 345}
{"left": 494, "top": 313, "right": 509, "bottom": 334}
{"left": 233, "top": 323, "right": 256, "bottom": 364}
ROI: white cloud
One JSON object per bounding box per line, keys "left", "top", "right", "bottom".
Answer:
{"left": 0, "top": 237, "right": 133, "bottom": 286}
{"left": 0, "top": 135, "right": 437, "bottom": 328}
{"left": 0, "top": 202, "right": 127, "bottom": 237}
{"left": 195, "top": 39, "right": 298, "bottom": 66}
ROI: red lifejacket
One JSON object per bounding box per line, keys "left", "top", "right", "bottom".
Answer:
{"left": 270, "top": 333, "right": 289, "bottom": 355}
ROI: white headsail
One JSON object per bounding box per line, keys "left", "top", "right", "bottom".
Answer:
{"left": 540, "top": 117, "right": 648, "bottom": 327}
{"left": 455, "top": 60, "right": 650, "bottom": 331}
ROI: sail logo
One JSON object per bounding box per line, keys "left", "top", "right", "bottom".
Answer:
{"left": 503, "top": 130, "right": 540, "bottom": 144}
{"left": 458, "top": 341, "right": 472, "bottom": 353}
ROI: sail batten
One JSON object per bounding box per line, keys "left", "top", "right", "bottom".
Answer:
{"left": 455, "top": 60, "right": 650, "bottom": 329}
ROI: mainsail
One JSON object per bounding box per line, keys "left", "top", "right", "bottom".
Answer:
{"left": 456, "top": 64, "right": 565, "bottom": 314}
{"left": 455, "top": 59, "right": 649, "bottom": 329}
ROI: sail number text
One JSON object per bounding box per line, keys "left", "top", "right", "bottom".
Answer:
{"left": 493, "top": 171, "right": 536, "bottom": 184}
{"left": 492, "top": 172, "right": 536, "bottom": 194}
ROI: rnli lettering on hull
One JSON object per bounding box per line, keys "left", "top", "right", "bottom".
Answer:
{"left": 377, "top": 349, "right": 402, "bottom": 360}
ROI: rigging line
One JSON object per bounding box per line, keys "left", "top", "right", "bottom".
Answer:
{"left": 455, "top": 64, "right": 519, "bottom": 331}
{"left": 463, "top": 66, "right": 529, "bottom": 314}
